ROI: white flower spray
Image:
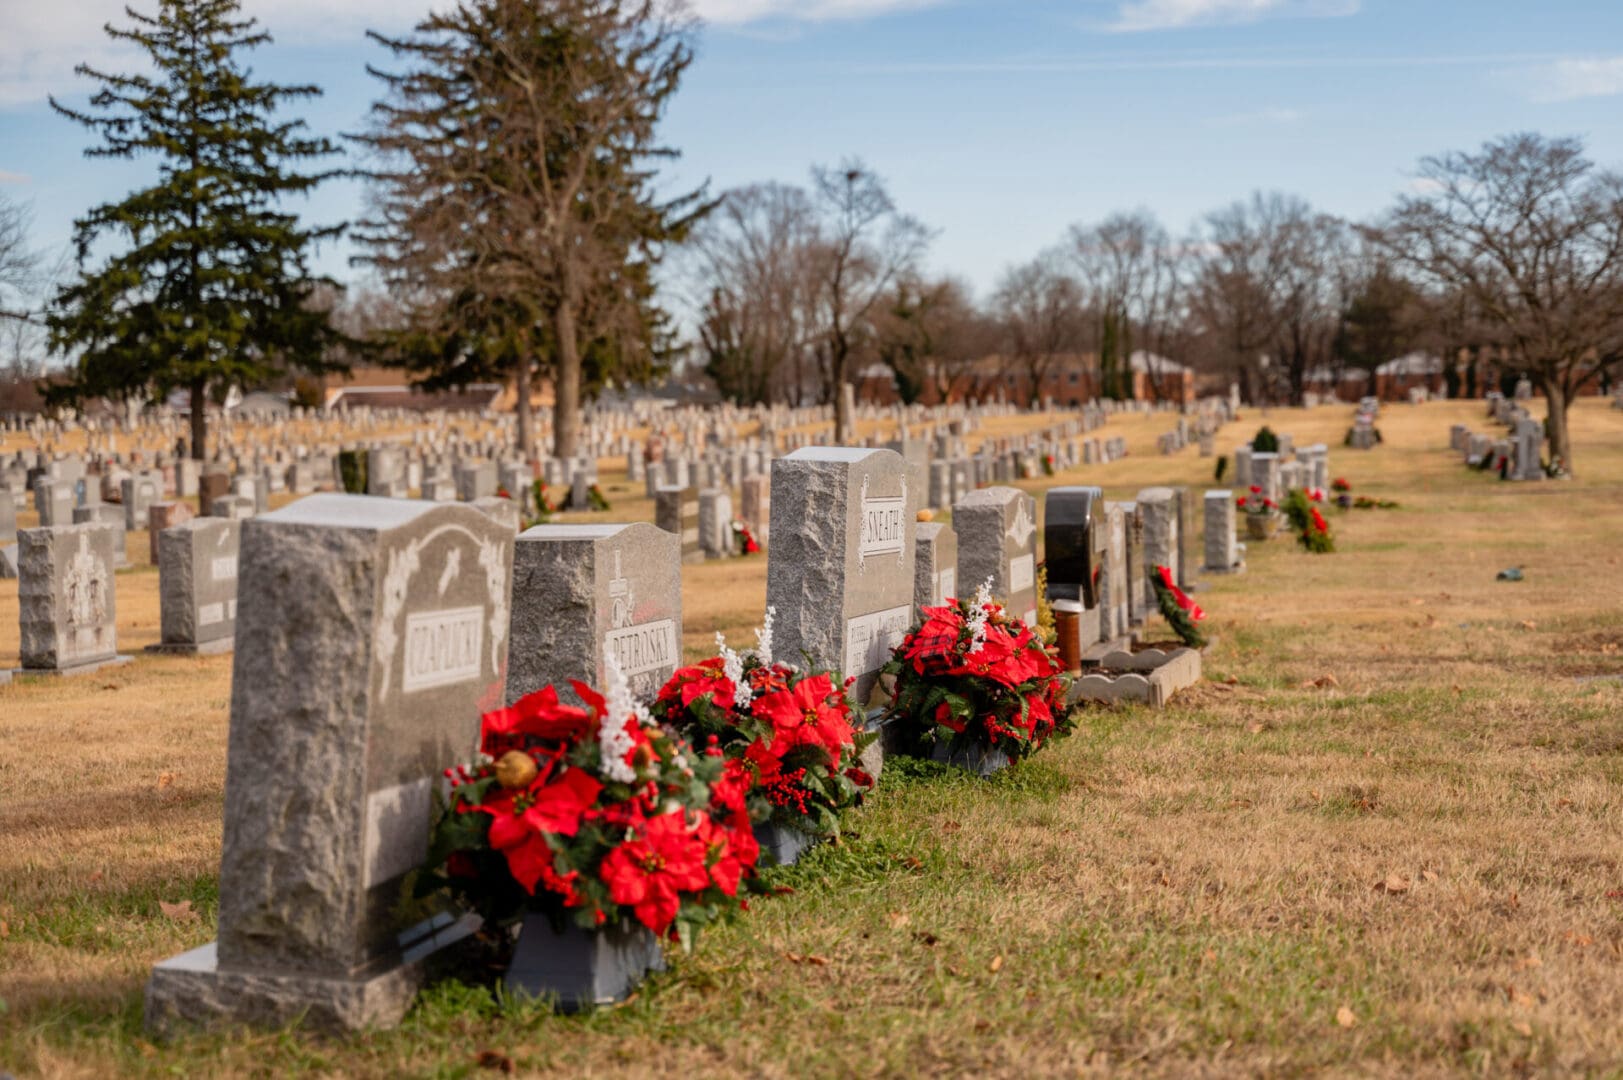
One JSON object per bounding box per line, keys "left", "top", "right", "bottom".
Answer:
{"left": 753, "top": 606, "right": 775, "bottom": 667}
{"left": 717, "top": 631, "right": 753, "bottom": 710}
{"left": 964, "top": 577, "right": 995, "bottom": 654}
{"left": 598, "top": 653, "right": 649, "bottom": 784}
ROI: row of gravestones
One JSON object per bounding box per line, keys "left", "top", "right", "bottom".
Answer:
{"left": 132, "top": 443, "right": 1217, "bottom": 1034}
{"left": 1449, "top": 395, "right": 1545, "bottom": 480}
{"left": 1231, "top": 438, "right": 1332, "bottom": 502}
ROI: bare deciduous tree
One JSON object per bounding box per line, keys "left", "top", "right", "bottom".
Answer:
{"left": 687, "top": 182, "right": 817, "bottom": 405}
{"left": 1187, "top": 192, "right": 1308, "bottom": 404}
{"left": 1068, "top": 210, "right": 1183, "bottom": 400}
{"left": 991, "top": 252, "right": 1085, "bottom": 405}
{"left": 1371, "top": 133, "right": 1623, "bottom": 471}
{"left": 804, "top": 160, "right": 930, "bottom": 443}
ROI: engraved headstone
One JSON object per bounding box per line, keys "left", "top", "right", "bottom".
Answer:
{"left": 766, "top": 447, "right": 917, "bottom": 706}
{"left": 954, "top": 486, "right": 1039, "bottom": 627}
{"left": 697, "top": 488, "right": 733, "bottom": 559}
{"left": 145, "top": 496, "right": 514, "bottom": 1034}
{"left": 1136, "top": 487, "right": 1178, "bottom": 588}
{"left": 150, "top": 517, "right": 240, "bottom": 655}
{"left": 148, "top": 501, "right": 195, "bottom": 565}
{"left": 15, "top": 523, "right": 129, "bottom": 676}
{"left": 508, "top": 522, "right": 681, "bottom": 705}
{"left": 1097, "top": 504, "right": 1129, "bottom": 642}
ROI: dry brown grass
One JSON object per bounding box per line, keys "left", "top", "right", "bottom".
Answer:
{"left": 2, "top": 401, "right": 1621, "bottom": 1077}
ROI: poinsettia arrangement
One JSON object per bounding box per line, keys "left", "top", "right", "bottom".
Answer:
{"left": 1331, "top": 477, "right": 1352, "bottom": 493}
{"left": 1236, "top": 485, "right": 1277, "bottom": 517}
{"left": 882, "top": 582, "right": 1073, "bottom": 763}
{"left": 649, "top": 611, "right": 873, "bottom": 844}
{"left": 731, "top": 521, "right": 761, "bottom": 556}
{"left": 1150, "top": 565, "right": 1207, "bottom": 648}
{"left": 1285, "top": 489, "right": 1336, "bottom": 554}
{"left": 420, "top": 661, "right": 759, "bottom": 947}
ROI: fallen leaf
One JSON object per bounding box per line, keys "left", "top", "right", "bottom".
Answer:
{"left": 1409, "top": 597, "right": 1425, "bottom": 606}
{"left": 988, "top": 955, "right": 1004, "bottom": 973}
{"left": 1514, "top": 954, "right": 1542, "bottom": 971}
{"left": 157, "top": 772, "right": 176, "bottom": 791}
{"left": 1421, "top": 870, "right": 1439, "bottom": 883}
{"left": 1224, "top": 675, "right": 1239, "bottom": 686}
{"left": 1556, "top": 798, "right": 1573, "bottom": 809}
{"left": 475, "top": 1050, "right": 514, "bottom": 1073}
{"left": 1335, "top": 1005, "right": 1357, "bottom": 1028}
{"left": 1375, "top": 874, "right": 1411, "bottom": 895}
{"left": 1202, "top": 949, "right": 1218, "bottom": 963}
{"left": 941, "top": 820, "right": 961, "bottom": 834}
{"left": 0, "top": 920, "right": 8, "bottom": 938}
{"left": 1452, "top": 684, "right": 1462, "bottom": 695}
{"left": 1520, "top": 620, "right": 1537, "bottom": 631}
{"left": 159, "top": 900, "right": 197, "bottom": 923}
{"left": 1247, "top": 722, "right": 1265, "bottom": 734}
{"left": 87, "top": 870, "right": 104, "bottom": 885}
{"left": 1512, "top": 1021, "right": 1533, "bottom": 1038}
{"left": 899, "top": 855, "right": 924, "bottom": 871}
{"left": 1506, "top": 984, "right": 1534, "bottom": 1007}
{"left": 886, "top": 911, "right": 911, "bottom": 929}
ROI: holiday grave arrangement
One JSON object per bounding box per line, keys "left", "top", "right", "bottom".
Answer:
{"left": 648, "top": 611, "right": 872, "bottom": 864}
{"left": 882, "top": 582, "right": 1072, "bottom": 775}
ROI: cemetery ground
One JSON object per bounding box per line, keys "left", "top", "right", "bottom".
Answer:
{"left": 2, "top": 402, "right": 1622, "bottom": 1077}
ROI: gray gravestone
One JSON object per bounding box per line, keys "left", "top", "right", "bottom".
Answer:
{"left": 1097, "top": 504, "right": 1129, "bottom": 642}
{"left": 508, "top": 522, "right": 681, "bottom": 705}
{"left": 698, "top": 488, "right": 733, "bottom": 560}
{"left": 954, "top": 486, "right": 1039, "bottom": 628}
{"left": 145, "top": 496, "right": 515, "bottom": 1034}
{"left": 1137, "top": 487, "right": 1178, "bottom": 584}
{"left": 766, "top": 447, "right": 917, "bottom": 706}
{"left": 15, "top": 523, "right": 129, "bottom": 676}
{"left": 151, "top": 517, "right": 240, "bottom": 654}
{"left": 122, "top": 475, "right": 157, "bottom": 531}
{"left": 654, "top": 485, "right": 701, "bottom": 564}
{"left": 913, "top": 521, "right": 958, "bottom": 613}
{"left": 1204, "top": 489, "right": 1241, "bottom": 573}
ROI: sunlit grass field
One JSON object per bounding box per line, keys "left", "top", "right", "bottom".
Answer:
{"left": 2, "top": 399, "right": 1621, "bottom": 1077}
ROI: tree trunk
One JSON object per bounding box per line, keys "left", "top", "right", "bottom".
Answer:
{"left": 552, "top": 296, "right": 581, "bottom": 461}
{"left": 832, "top": 344, "right": 851, "bottom": 445}
{"left": 1540, "top": 375, "right": 1572, "bottom": 475}
{"left": 515, "top": 356, "right": 535, "bottom": 464}
{"left": 190, "top": 375, "right": 207, "bottom": 461}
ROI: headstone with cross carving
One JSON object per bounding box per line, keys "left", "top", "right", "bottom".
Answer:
{"left": 953, "top": 486, "right": 1039, "bottom": 627}
{"left": 15, "top": 522, "right": 130, "bottom": 676}
{"left": 507, "top": 522, "right": 682, "bottom": 705}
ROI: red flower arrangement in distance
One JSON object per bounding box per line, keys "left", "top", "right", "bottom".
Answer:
{"left": 422, "top": 660, "right": 759, "bottom": 945}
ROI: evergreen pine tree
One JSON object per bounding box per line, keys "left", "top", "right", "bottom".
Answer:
{"left": 355, "top": 0, "right": 706, "bottom": 460}
{"left": 46, "top": 0, "right": 345, "bottom": 459}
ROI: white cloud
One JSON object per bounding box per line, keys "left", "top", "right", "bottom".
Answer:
{"left": 690, "top": 0, "right": 944, "bottom": 21}
{"left": 1527, "top": 56, "right": 1623, "bottom": 103}
{"left": 0, "top": 0, "right": 427, "bottom": 108}
{"left": 1106, "top": 0, "right": 1359, "bottom": 33}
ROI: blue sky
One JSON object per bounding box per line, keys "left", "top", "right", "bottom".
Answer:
{"left": 4, "top": 0, "right": 1623, "bottom": 299}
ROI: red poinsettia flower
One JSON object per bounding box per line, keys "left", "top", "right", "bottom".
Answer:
{"left": 480, "top": 687, "right": 596, "bottom": 758}
{"left": 600, "top": 810, "right": 713, "bottom": 934}
{"left": 1310, "top": 506, "right": 1329, "bottom": 533}
{"left": 752, "top": 673, "right": 852, "bottom": 763}
{"left": 698, "top": 814, "right": 757, "bottom": 897}
{"left": 953, "top": 626, "right": 1018, "bottom": 682}
{"left": 657, "top": 659, "right": 738, "bottom": 711}
{"left": 933, "top": 699, "right": 967, "bottom": 733}
{"left": 1249, "top": 485, "right": 1262, "bottom": 495}
{"left": 1236, "top": 496, "right": 1248, "bottom": 508}
{"left": 479, "top": 767, "right": 603, "bottom": 894}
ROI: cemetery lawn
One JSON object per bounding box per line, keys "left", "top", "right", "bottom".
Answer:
{"left": 3, "top": 401, "right": 1623, "bottom": 1077}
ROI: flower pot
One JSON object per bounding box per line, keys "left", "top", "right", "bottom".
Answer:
{"left": 753, "top": 820, "right": 820, "bottom": 867}
{"left": 929, "top": 739, "right": 1012, "bottom": 777}
{"left": 1244, "top": 514, "right": 1272, "bottom": 541}
{"left": 504, "top": 917, "right": 664, "bottom": 1012}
